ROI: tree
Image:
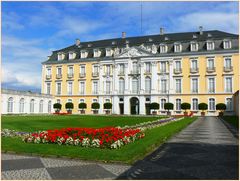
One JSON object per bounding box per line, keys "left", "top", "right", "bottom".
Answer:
{"left": 65, "top": 102, "right": 74, "bottom": 114}
{"left": 91, "top": 102, "right": 100, "bottom": 114}
{"left": 164, "top": 103, "right": 174, "bottom": 115}
{"left": 198, "top": 103, "right": 208, "bottom": 116}
{"left": 216, "top": 103, "right": 226, "bottom": 116}
{"left": 181, "top": 103, "right": 191, "bottom": 111}
{"left": 53, "top": 103, "right": 62, "bottom": 113}
{"left": 78, "top": 103, "right": 87, "bottom": 114}
{"left": 150, "top": 102, "right": 159, "bottom": 115}
{"left": 104, "top": 102, "right": 112, "bottom": 114}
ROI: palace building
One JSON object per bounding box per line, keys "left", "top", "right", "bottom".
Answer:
{"left": 41, "top": 27, "right": 239, "bottom": 115}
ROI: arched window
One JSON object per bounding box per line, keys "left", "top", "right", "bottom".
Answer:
{"left": 119, "top": 78, "right": 125, "bottom": 94}
{"left": 48, "top": 100, "right": 52, "bottom": 113}
{"left": 192, "top": 98, "right": 198, "bottom": 110}
{"left": 30, "top": 99, "right": 35, "bottom": 113}
{"left": 19, "top": 98, "right": 24, "bottom": 113}
{"left": 79, "top": 99, "right": 85, "bottom": 103}
{"left": 209, "top": 98, "right": 215, "bottom": 111}
{"left": 132, "top": 78, "right": 139, "bottom": 94}
{"left": 39, "top": 100, "right": 44, "bottom": 113}
{"left": 7, "top": 97, "right": 13, "bottom": 113}
{"left": 145, "top": 77, "right": 151, "bottom": 93}
{"left": 176, "top": 99, "right": 181, "bottom": 110}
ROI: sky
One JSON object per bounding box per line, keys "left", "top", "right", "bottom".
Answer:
{"left": 1, "top": 1, "right": 239, "bottom": 92}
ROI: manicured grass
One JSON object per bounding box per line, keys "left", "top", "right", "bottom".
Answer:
{"left": 1, "top": 115, "right": 165, "bottom": 132}
{"left": 2, "top": 117, "right": 196, "bottom": 164}
{"left": 223, "top": 116, "right": 239, "bottom": 128}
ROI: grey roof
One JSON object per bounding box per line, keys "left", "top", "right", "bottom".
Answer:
{"left": 43, "top": 30, "right": 238, "bottom": 64}
{"left": 1, "top": 88, "right": 54, "bottom": 98}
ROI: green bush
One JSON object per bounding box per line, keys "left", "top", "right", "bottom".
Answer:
{"left": 53, "top": 103, "right": 62, "bottom": 111}
{"left": 104, "top": 102, "right": 112, "bottom": 110}
{"left": 65, "top": 102, "right": 74, "bottom": 110}
{"left": 91, "top": 102, "right": 100, "bottom": 110}
{"left": 198, "top": 103, "right": 208, "bottom": 111}
{"left": 181, "top": 103, "right": 191, "bottom": 111}
{"left": 78, "top": 103, "right": 87, "bottom": 110}
{"left": 150, "top": 102, "right": 159, "bottom": 111}
{"left": 216, "top": 103, "right": 226, "bottom": 111}
{"left": 164, "top": 103, "right": 174, "bottom": 111}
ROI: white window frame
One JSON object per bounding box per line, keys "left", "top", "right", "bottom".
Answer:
{"left": 191, "top": 78, "right": 199, "bottom": 93}
{"left": 56, "top": 82, "right": 62, "bottom": 95}
{"left": 208, "top": 98, "right": 216, "bottom": 111}
{"left": 190, "top": 42, "right": 198, "bottom": 51}
{"left": 191, "top": 59, "right": 198, "bottom": 69}
{"left": 207, "top": 77, "right": 216, "bottom": 93}
{"left": 119, "top": 78, "right": 125, "bottom": 94}
{"left": 57, "top": 67, "right": 62, "bottom": 75}
{"left": 224, "top": 76, "right": 233, "bottom": 93}
{"left": 160, "top": 79, "right": 167, "bottom": 93}
{"left": 175, "top": 60, "right": 182, "bottom": 70}
{"left": 7, "top": 97, "right": 14, "bottom": 113}
{"left": 174, "top": 43, "right": 182, "bottom": 53}
{"left": 68, "top": 66, "right": 74, "bottom": 75}
{"left": 175, "top": 99, "right": 181, "bottom": 111}
{"left": 191, "top": 98, "right": 199, "bottom": 111}
{"left": 207, "top": 58, "right": 215, "bottom": 69}
{"left": 225, "top": 97, "right": 233, "bottom": 111}
{"left": 69, "top": 52, "right": 74, "bottom": 60}
{"left": 92, "top": 81, "right": 99, "bottom": 94}
{"left": 175, "top": 78, "right": 182, "bottom": 93}
{"left": 81, "top": 50, "right": 87, "bottom": 58}
{"left": 79, "top": 81, "right": 85, "bottom": 95}
{"left": 223, "top": 40, "right": 232, "bottom": 49}
{"left": 159, "top": 44, "right": 168, "bottom": 53}
{"left": 94, "top": 49, "right": 100, "bottom": 57}
{"left": 46, "top": 82, "right": 51, "bottom": 94}
{"left": 106, "top": 48, "right": 112, "bottom": 57}
{"left": 39, "top": 100, "right": 44, "bottom": 113}
{"left": 224, "top": 57, "right": 232, "bottom": 68}
{"left": 19, "top": 98, "right": 24, "bottom": 113}
{"left": 57, "top": 53, "right": 63, "bottom": 61}
{"left": 160, "top": 98, "right": 166, "bottom": 110}
{"left": 145, "top": 76, "right": 151, "bottom": 93}
{"left": 67, "top": 81, "right": 73, "bottom": 95}
{"left": 46, "top": 67, "right": 52, "bottom": 76}
{"left": 206, "top": 41, "right": 215, "bottom": 50}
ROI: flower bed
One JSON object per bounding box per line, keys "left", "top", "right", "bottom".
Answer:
{"left": 22, "top": 127, "right": 145, "bottom": 149}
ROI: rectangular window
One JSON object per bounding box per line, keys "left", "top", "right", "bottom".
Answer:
{"left": 161, "top": 79, "right": 167, "bottom": 93}
{"left": 58, "top": 54, "right": 63, "bottom": 61}
{"left": 56, "top": 82, "right": 61, "bottom": 95}
{"left": 106, "top": 81, "right": 111, "bottom": 94}
{"left": 46, "top": 83, "right": 51, "bottom": 94}
{"left": 69, "top": 53, "right": 74, "bottom": 60}
{"left": 191, "top": 43, "right": 198, "bottom": 51}
{"left": 207, "top": 59, "right": 214, "bottom": 69}
{"left": 174, "top": 44, "right": 181, "bottom": 52}
{"left": 46, "top": 68, "right": 51, "bottom": 76}
{"left": 160, "top": 99, "right": 166, "bottom": 110}
{"left": 57, "top": 67, "right": 62, "bottom": 75}
{"left": 80, "top": 65, "right": 85, "bottom": 76}
{"left": 192, "top": 78, "right": 198, "bottom": 93}
{"left": 225, "top": 58, "right": 232, "bottom": 69}
{"left": 145, "top": 62, "right": 151, "bottom": 73}
{"left": 119, "top": 79, "right": 125, "bottom": 94}
{"left": 176, "top": 99, "right": 181, "bottom": 110}
{"left": 192, "top": 99, "right": 198, "bottom": 110}
{"left": 93, "top": 81, "right": 98, "bottom": 94}
{"left": 224, "top": 40, "right": 231, "bottom": 49}
{"left": 191, "top": 60, "right": 198, "bottom": 69}
{"left": 175, "top": 61, "right": 181, "bottom": 70}
{"left": 225, "top": 77, "right": 232, "bottom": 92}
{"left": 79, "top": 82, "right": 85, "bottom": 94}
{"left": 119, "top": 64, "right": 125, "bottom": 74}
{"left": 175, "top": 79, "right": 181, "bottom": 93}
{"left": 106, "top": 65, "right": 111, "bottom": 75}
{"left": 207, "top": 42, "right": 214, "bottom": 50}
{"left": 106, "top": 48, "right": 111, "bottom": 56}
{"left": 81, "top": 50, "right": 87, "bottom": 58}
{"left": 93, "top": 65, "right": 98, "bottom": 74}
{"left": 208, "top": 78, "right": 215, "bottom": 93}
{"left": 132, "top": 79, "right": 139, "bottom": 94}
{"left": 145, "top": 78, "right": 151, "bottom": 93}
{"left": 209, "top": 98, "right": 215, "bottom": 111}
{"left": 67, "top": 82, "right": 73, "bottom": 95}
{"left": 160, "top": 45, "right": 167, "bottom": 53}
{"left": 160, "top": 62, "right": 166, "bottom": 73}
{"left": 226, "top": 98, "right": 233, "bottom": 111}
{"left": 68, "top": 66, "right": 73, "bottom": 76}
{"left": 132, "top": 62, "right": 138, "bottom": 73}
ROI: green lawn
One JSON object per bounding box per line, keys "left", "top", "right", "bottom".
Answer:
{"left": 223, "top": 116, "right": 239, "bottom": 128}
{"left": 1, "top": 115, "right": 197, "bottom": 164}
{"left": 1, "top": 115, "right": 165, "bottom": 132}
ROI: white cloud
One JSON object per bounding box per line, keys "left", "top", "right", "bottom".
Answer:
{"left": 2, "top": 12, "right": 25, "bottom": 31}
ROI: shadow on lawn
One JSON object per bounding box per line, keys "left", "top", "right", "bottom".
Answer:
{"left": 117, "top": 142, "right": 239, "bottom": 180}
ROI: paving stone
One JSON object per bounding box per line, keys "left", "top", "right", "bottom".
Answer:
{"left": 100, "top": 163, "right": 131, "bottom": 176}
{"left": 1, "top": 168, "right": 52, "bottom": 180}
{"left": 47, "top": 164, "right": 116, "bottom": 179}
{"left": 2, "top": 158, "right": 44, "bottom": 171}
{"left": 1, "top": 154, "right": 33, "bottom": 160}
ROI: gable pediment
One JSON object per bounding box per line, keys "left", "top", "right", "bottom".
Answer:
{"left": 114, "top": 46, "right": 154, "bottom": 58}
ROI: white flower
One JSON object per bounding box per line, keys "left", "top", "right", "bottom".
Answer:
{"left": 82, "top": 138, "right": 90, "bottom": 147}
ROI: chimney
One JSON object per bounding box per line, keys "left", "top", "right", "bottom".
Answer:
{"left": 122, "top": 32, "right": 126, "bottom": 39}
{"left": 199, "top": 26, "right": 203, "bottom": 35}
{"left": 160, "top": 27, "right": 164, "bottom": 35}
{"left": 75, "top": 38, "right": 80, "bottom": 46}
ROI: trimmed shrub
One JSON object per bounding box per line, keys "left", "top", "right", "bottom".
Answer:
{"left": 65, "top": 102, "right": 74, "bottom": 110}
{"left": 150, "top": 102, "right": 159, "bottom": 111}
{"left": 78, "top": 103, "right": 87, "bottom": 110}
{"left": 91, "top": 102, "right": 100, "bottom": 110}
{"left": 164, "top": 103, "right": 174, "bottom": 111}
{"left": 104, "top": 102, "right": 112, "bottom": 110}
{"left": 216, "top": 103, "right": 227, "bottom": 111}
{"left": 53, "top": 103, "right": 62, "bottom": 111}
{"left": 198, "top": 103, "right": 208, "bottom": 111}
{"left": 181, "top": 103, "right": 191, "bottom": 111}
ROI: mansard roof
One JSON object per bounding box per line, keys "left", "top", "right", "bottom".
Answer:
{"left": 43, "top": 30, "right": 238, "bottom": 64}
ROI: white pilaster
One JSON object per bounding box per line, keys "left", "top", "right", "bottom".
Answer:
{"left": 168, "top": 60, "right": 174, "bottom": 94}
{"left": 113, "top": 64, "right": 119, "bottom": 94}
{"left": 99, "top": 65, "right": 104, "bottom": 94}
{"left": 151, "top": 61, "right": 158, "bottom": 94}
{"left": 112, "top": 96, "right": 119, "bottom": 114}
{"left": 99, "top": 97, "right": 104, "bottom": 114}
{"left": 124, "top": 96, "right": 130, "bottom": 115}
{"left": 140, "top": 62, "right": 145, "bottom": 94}
{"left": 124, "top": 63, "right": 129, "bottom": 94}
{"left": 139, "top": 96, "right": 145, "bottom": 115}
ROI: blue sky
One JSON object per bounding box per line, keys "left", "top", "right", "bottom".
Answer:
{"left": 2, "top": 1, "right": 238, "bottom": 92}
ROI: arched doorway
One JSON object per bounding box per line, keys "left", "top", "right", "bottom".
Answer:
{"left": 130, "top": 97, "right": 139, "bottom": 115}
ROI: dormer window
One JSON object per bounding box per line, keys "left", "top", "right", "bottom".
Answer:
{"left": 68, "top": 52, "right": 75, "bottom": 60}
{"left": 81, "top": 50, "right": 88, "bottom": 58}
{"left": 106, "top": 48, "right": 112, "bottom": 57}
{"left": 57, "top": 52, "right": 64, "bottom": 61}
{"left": 159, "top": 44, "right": 168, "bottom": 53}
{"left": 206, "top": 41, "right": 215, "bottom": 50}
{"left": 174, "top": 43, "right": 182, "bottom": 53}
{"left": 192, "top": 34, "right": 197, "bottom": 39}
{"left": 190, "top": 42, "right": 198, "bottom": 51}
{"left": 223, "top": 39, "right": 231, "bottom": 49}
{"left": 164, "top": 37, "right": 169, "bottom": 41}
{"left": 94, "top": 49, "right": 100, "bottom": 57}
